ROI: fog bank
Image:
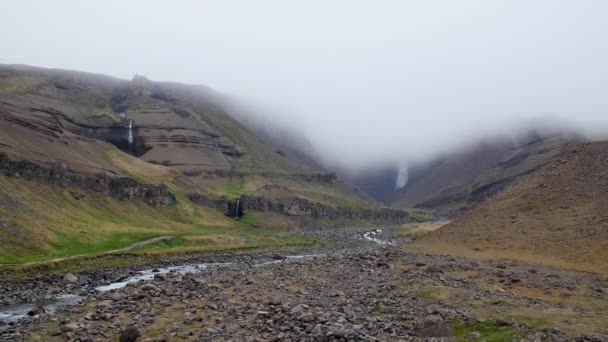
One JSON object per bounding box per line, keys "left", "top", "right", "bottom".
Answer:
{"left": 1, "top": 1, "right": 607, "bottom": 170}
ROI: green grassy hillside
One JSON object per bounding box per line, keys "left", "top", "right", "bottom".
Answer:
{"left": 0, "top": 173, "right": 318, "bottom": 264}
{"left": 0, "top": 65, "right": 390, "bottom": 265}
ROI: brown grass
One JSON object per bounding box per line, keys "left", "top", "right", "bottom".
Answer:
{"left": 415, "top": 141, "right": 608, "bottom": 276}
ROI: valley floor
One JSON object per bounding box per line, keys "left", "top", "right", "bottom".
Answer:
{"left": 1, "top": 226, "right": 606, "bottom": 341}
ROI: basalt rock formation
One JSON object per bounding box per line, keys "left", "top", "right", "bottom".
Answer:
{"left": 188, "top": 192, "right": 410, "bottom": 223}
{"left": 187, "top": 193, "right": 232, "bottom": 214}
{"left": 0, "top": 153, "right": 175, "bottom": 206}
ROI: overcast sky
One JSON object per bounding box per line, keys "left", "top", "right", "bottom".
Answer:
{"left": 1, "top": 1, "right": 607, "bottom": 169}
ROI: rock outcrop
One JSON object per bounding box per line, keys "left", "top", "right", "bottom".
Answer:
{"left": 187, "top": 193, "right": 231, "bottom": 213}
{"left": 0, "top": 153, "right": 175, "bottom": 206}
{"left": 294, "top": 173, "right": 337, "bottom": 184}
{"left": 188, "top": 193, "right": 410, "bottom": 223}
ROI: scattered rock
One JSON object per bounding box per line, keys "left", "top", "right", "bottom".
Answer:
{"left": 468, "top": 331, "right": 481, "bottom": 339}
{"left": 415, "top": 315, "right": 454, "bottom": 337}
{"left": 0, "top": 226, "right": 600, "bottom": 341}
{"left": 425, "top": 266, "right": 444, "bottom": 273}
{"left": 61, "top": 323, "right": 79, "bottom": 333}
{"left": 27, "top": 305, "right": 45, "bottom": 316}
{"left": 496, "top": 318, "right": 513, "bottom": 326}
{"left": 268, "top": 297, "right": 282, "bottom": 306}
{"left": 63, "top": 273, "right": 78, "bottom": 284}
{"left": 119, "top": 326, "right": 141, "bottom": 342}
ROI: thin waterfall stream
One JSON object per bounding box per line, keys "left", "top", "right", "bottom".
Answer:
{"left": 234, "top": 199, "right": 240, "bottom": 219}
{"left": 127, "top": 120, "right": 133, "bottom": 145}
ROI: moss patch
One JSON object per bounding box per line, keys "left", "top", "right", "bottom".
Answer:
{"left": 407, "top": 209, "right": 433, "bottom": 222}
{"left": 238, "top": 213, "right": 259, "bottom": 227}
{"left": 415, "top": 287, "right": 443, "bottom": 301}
{"left": 0, "top": 76, "right": 40, "bottom": 92}
{"left": 413, "top": 285, "right": 453, "bottom": 302}
{"left": 450, "top": 319, "right": 520, "bottom": 342}
{"left": 215, "top": 178, "right": 246, "bottom": 197}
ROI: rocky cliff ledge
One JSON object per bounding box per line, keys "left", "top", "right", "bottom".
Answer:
{"left": 188, "top": 193, "right": 410, "bottom": 223}
{"left": 0, "top": 153, "right": 175, "bottom": 206}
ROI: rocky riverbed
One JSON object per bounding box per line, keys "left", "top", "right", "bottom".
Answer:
{"left": 1, "top": 227, "right": 606, "bottom": 341}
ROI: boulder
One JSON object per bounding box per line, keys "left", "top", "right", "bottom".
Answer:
{"left": 468, "top": 331, "right": 481, "bottom": 339}
{"left": 415, "top": 315, "right": 454, "bottom": 338}
{"left": 61, "top": 323, "right": 80, "bottom": 333}
{"left": 27, "top": 305, "right": 45, "bottom": 316}
{"left": 119, "top": 326, "right": 141, "bottom": 342}
{"left": 268, "top": 297, "right": 282, "bottom": 306}
{"left": 77, "top": 275, "right": 92, "bottom": 286}
{"left": 496, "top": 318, "right": 513, "bottom": 326}
{"left": 63, "top": 273, "right": 78, "bottom": 284}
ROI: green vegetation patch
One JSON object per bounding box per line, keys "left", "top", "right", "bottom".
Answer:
{"left": 450, "top": 319, "right": 520, "bottom": 342}
{"left": 130, "top": 229, "right": 318, "bottom": 254}
{"left": 371, "top": 304, "right": 386, "bottom": 316}
{"left": 0, "top": 76, "right": 40, "bottom": 92}
{"left": 103, "top": 149, "right": 152, "bottom": 183}
{"left": 26, "top": 319, "right": 61, "bottom": 341}
{"left": 509, "top": 315, "right": 551, "bottom": 329}
{"left": 39, "top": 255, "right": 157, "bottom": 275}
{"left": 238, "top": 213, "right": 259, "bottom": 227}
{"left": 415, "top": 287, "right": 443, "bottom": 301}
{"left": 414, "top": 285, "right": 452, "bottom": 301}
{"left": 407, "top": 209, "right": 433, "bottom": 222}
{"left": 215, "top": 178, "right": 246, "bottom": 197}
{"left": 0, "top": 174, "right": 239, "bottom": 265}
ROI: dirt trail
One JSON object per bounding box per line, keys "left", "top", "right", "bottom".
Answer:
{"left": 0, "top": 236, "right": 174, "bottom": 267}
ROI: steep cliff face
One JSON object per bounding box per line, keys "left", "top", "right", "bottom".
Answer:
{"left": 0, "top": 153, "right": 175, "bottom": 206}
{"left": 241, "top": 195, "right": 409, "bottom": 222}
{"left": 187, "top": 193, "right": 232, "bottom": 213}
{"left": 0, "top": 65, "right": 364, "bottom": 202}
{"left": 188, "top": 192, "right": 410, "bottom": 224}
{"left": 0, "top": 65, "right": 319, "bottom": 177}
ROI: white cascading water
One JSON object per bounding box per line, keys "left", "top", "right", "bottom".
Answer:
{"left": 235, "top": 200, "right": 240, "bottom": 219}
{"left": 128, "top": 120, "right": 133, "bottom": 145}
{"left": 395, "top": 163, "right": 408, "bottom": 189}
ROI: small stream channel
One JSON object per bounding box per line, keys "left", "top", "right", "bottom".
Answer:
{"left": 0, "top": 229, "right": 393, "bottom": 326}
{"left": 0, "top": 252, "right": 331, "bottom": 326}
{"left": 0, "top": 295, "right": 83, "bottom": 325}
{"left": 362, "top": 229, "right": 394, "bottom": 245}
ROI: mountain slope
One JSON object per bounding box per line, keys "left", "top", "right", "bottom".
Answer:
{"left": 0, "top": 64, "right": 409, "bottom": 263}
{"left": 0, "top": 65, "right": 315, "bottom": 175}
{"left": 414, "top": 141, "right": 608, "bottom": 275}
{"left": 389, "top": 131, "right": 582, "bottom": 215}
{"left": 0, "top": 64, "right": 361, "bottom": 202}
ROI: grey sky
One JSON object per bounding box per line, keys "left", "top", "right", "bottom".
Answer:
{"left": 1, "top": 1, "right": 607, "bottom": 168}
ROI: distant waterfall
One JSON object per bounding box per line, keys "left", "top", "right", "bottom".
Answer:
{"left": 127, "top": 120, "right": 133, "bottom": 145}
{"left": 395, "top": 163, "right": 408, "bottom": 189}
{"left": 234, "top": 200, "right": 240, "bottom": 219}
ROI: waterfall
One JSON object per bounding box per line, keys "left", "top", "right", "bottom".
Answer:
{"left": 128, "top": 120, "right": 133, "bottom": 145}
{"left": 234, "top": 200, "right": 240, "bottom": 219}
{"left": 395, "top": 163, "right": 408, "bottom": 189}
